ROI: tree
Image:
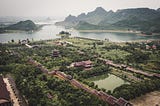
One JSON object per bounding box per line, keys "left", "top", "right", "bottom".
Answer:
{"left": 11, "top": 39, "right": 14, "bottom": 43}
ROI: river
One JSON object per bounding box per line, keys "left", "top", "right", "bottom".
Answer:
{"left": 0, "top": 20, "right": 160, "bottom": 43}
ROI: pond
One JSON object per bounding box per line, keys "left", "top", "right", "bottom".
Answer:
{"left": 88, "top": 74, "right": 130, "bottom": 92}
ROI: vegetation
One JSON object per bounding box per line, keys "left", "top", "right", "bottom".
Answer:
{"left": 0, "top": 20, "right": 39, "bottom": 33}
{"left": 0, "top": 41, "right": 108, "bottom": 106}
{"left": 59, "top": 31, "right": 71, "bottom": 35}
{"left": 113, "top": 79, "right": 160, "bottom": 100}
{"left": 56, "top": 7, "right": 160, "bottom": 33}
{"left": 0, "top": 37, "right": 160, "bottom": 105}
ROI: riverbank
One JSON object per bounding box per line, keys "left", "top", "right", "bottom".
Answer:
{"left": 77, "top": 29, "right": 160, "bottom": 37}
{"left": 77, "top": 29, "right": 140, "bottom": 34}
{"left": 130, "top": 91, "right": 160, "bottom": 106}
{"left": 137, "top": 33, "right": 160, "bottom": 36}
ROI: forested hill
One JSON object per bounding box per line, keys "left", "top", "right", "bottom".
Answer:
{"left": 56, "top": 7, "right": 160, "bottom": 33}
{"left": 0, "top": 20, "right": 39, "bottom": 33}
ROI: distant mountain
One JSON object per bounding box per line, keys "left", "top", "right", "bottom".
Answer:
{"left": 55, "top": 7, "right": 108, "bottom": 26}
{"left": 0, "top": 20, "right": 39, "bottom": 33}
{"left": 6, "top": 20, "right": 38, "bottom": 31}
{"left": 110, "top": 16, "right": 160, "bottom": 32}
{"left": 56, "top": 7, "right": 160, "bottom": 33}
{"left": 75, "top": 21, "right": 105, "bottom": 30}
{"left": 99, "top": 8, "right": 160, "bottom": 26}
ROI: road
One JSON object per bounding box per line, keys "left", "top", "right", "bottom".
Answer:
{"left": 98, "top": 58, "right": 160, "bottom": 78}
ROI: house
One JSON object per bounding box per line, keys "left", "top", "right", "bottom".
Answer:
{"left": 73, "top": 60, "right": 92, "bottom": 68}
{"left": 116, "top": 97, "right": 132, "bottom": 106}
{"left": 47, "top": 93, "right": 53, "bottom": 99}
{"left": 152, "top": 45, "right": 157, "bottom": 49}
{"left": 52, "top": 50, "right": 59, "bottom": 57}
{"left": 74, "top": 62, "right": 85, "bottom": 67}
{"left": 153, "top": 74, "right": 160, "bottom": 78}
{"left": 83, "top": 60, "right": 92, "bottom": 68}
{"left": 106, "top": 96, "right": 117, "bottom": 106}
{"left": 146, "top": 45, "right": 150, "bottom": 49}
{"left": 77, "top": 51, "right": 85, "bottom": 55}
{"left": 0, "top": 76, "right": 12, "bottom": 106}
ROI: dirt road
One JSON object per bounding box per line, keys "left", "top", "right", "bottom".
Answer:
{"left": 131, "top": 91, "right": 160, "bottom": 106}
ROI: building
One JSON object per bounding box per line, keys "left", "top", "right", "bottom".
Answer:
{"left": 73, "top": 60, "right": 92, "bottom": 68}
{"left": 0, "top": 76, "right": 12, "bottom": 106}
{"left": 52, "top": 50, "right": 59, "bottom": 57}
{"left": 20, "top": 39, "right": 29, "bottom": 45}
{"left": 77, "top": 51, "right": 85, "bottom": 55}
{"left": 116, "top": 97, "right": 132, "bottom": 106}
{"left": 152, "top": 45, "right": 157, "bottom": 49}
{"left": 153, "top": 74, "right": 160, "bottom": 78}
{"left": 146, "top": 45, "right": 150, "bottom": 49}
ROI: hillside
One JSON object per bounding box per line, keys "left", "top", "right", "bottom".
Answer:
{"left": 55, "top": 7, "right": 108, "bottom": 26}
{"left": 56, "top": 7, "right": 160, "bottom": 33}
{"left": 111, "top": 16, "right": 160, "bottom": 33}
{"left": 99, "top": 8, "right": 160, "bottom": 25}
{"left": 0, "top": 20, "right": 39, "bottom": 33}
{"left": 75, "top": 21, "right": 106, "bottom": 30}
{"left": 6, "top": 20, "right": 38, "bottom": 31}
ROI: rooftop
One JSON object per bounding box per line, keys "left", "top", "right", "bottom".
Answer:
{"left": 0, "top": 76, "right": 11, "bottom": 104}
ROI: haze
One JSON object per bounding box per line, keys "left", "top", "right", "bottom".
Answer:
{"left": 0, "top": 0, "right": 160, "bottom": 17}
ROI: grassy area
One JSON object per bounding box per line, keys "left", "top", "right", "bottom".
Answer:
{"left": 101, "top": 49, "right": 130, "bottom": 61}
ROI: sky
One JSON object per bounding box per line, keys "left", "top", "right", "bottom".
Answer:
{"left": 0, "top": 0, "right": 160, "bottom": 17}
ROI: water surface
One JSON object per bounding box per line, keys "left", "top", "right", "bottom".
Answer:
{"left": 88, "top": 74, "right": 130, "bottom": 92}
{"left": 0, "top": 21, "right": 160, "bottom": 43}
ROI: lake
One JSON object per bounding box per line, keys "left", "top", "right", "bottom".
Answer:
{"left": 88, "top": 74, "right": 130, "bottom": 92}
{"left": 0, "top": 21, "right": 160, "bottom": 43}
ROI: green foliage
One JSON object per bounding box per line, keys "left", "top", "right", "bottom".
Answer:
{"left": 60, "top": 7, "right": 160, "bottom": 33}
{"left": 5, "top": 20, "right": 38, "bottom": 31}
{"left": 80, "top": 65, "right": 110, "bottom": 78}
{"left": 113, "top": 79, "right": 160, "bottom": 100}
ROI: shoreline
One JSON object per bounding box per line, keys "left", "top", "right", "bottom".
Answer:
{"left": 77, "top": 29, "right": 140, "bottom": 34}
{"left": 1, "top": 36, "right": 159, "bottom": 44}
{"left": 77, "top": 29, "right": 160, "bottom": 36}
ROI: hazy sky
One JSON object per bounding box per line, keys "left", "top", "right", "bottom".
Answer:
{"left": 0, "top": 0, "right": 160, "bottom": 17}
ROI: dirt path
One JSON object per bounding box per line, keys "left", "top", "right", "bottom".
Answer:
{"left": 3, "top": 78, "right": 20, "bottom": 106}
{"left": 130, "top": 91, "right": 160, "bottom": 106}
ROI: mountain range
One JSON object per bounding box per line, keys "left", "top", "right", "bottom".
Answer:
{"left": 55, "top": 7, "right": 160, "bottom": 33}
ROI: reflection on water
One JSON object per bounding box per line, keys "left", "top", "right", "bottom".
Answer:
{"left": 0, "top": 25, "right": 62, "bottom": 43}
{"left": 0, "top": 22, "right": 160, "bottom": 43}
{"left": 88, "top": 74, "right": 130, "bottom": 92}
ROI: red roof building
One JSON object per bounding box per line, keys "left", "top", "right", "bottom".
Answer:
{"left": 73, "top": 60, "right": 92, "bottom": 68}
{"left": 116, "top": 97, "right": 132, "bottom": 106}
{"left": 146, "top": 45, "right": 150, "bottom": 49}
{"left": 106, "top": 96, "right": 117, "bottom": 105}
{"left": 152, "top": 45, "right": 157, "bottom": 49}
{"left": 0, "top": 76, "right": 12, "bottom": 106}
{"left": 153, "top": 74, "right": 160, "bottom": 78}
{"left": 52, "top": 50, "right": 59, "bottom": 57}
